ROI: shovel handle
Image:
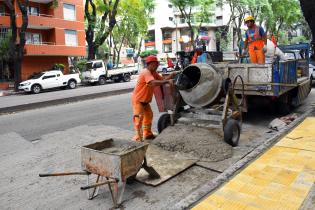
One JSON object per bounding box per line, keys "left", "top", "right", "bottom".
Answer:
{"left": 39, "top": 171, "right": 90, "bottom": 177}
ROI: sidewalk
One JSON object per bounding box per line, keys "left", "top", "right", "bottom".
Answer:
{"left": 0, "top": 80, "right": 136, "bottom": 114}
{"left": 192, "top": 117, "right": 315, "bottom": 210}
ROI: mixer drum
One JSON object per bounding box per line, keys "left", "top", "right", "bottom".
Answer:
{"left": 178, "top": 63, "right": 223, "bottom": 108}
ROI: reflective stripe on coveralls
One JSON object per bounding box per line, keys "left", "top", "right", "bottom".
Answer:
{"left": 132, "top": 102, "right": 154, "bottom": 141}
{"left": 247, "top": 25, "right": 265, "bottom": 64}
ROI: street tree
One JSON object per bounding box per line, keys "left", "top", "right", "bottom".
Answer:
{"left": 299, "top": 0, "right": 315, "bottom": 57}
{"left": 85, "top": 0, "right": 120, "bottom": 60}
{"left": 111, "top": 0, "right": 150, "bottom": 65}
{"left": 170, "top": 0, "right": 215, "bottom": 50}
{"left": 136, "top": 0, "right": 155, "bottom": 56}
{"left": 5, "top": 0, "right": 29, "bottom": 90}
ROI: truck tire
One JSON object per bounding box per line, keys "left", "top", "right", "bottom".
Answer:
{"left": 31, "top": 84, "right": 41, "bottom": 94}
{"left": 157, "top": 113, "right": 171, "bottom": 133}
{"left": 224, "top": 118, "right": 240, "bottom": 147}
{"left": 123, "top": 74, "right": 131, "bottom": 82}
{"left": 98, "top": 76, "right": 106, "bottom": 85}
{"left": 68, "top": 80, "right": 77, "bottom": 89}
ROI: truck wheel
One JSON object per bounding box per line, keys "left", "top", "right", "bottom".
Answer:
{"left": 157, "top": 113, "right": 171, "bottom": 133}
{"left": 31, "top": 84, "right": 41, "bottom": 94}
{"left": 68, "top": 80, "right": 77, "bottom": 89}
{"left": 224, "top": 119, "right": 240, "bottom": 147}
{"left": 98, "top": 76, "right": 106, "bottom": 85}
{"left": 123, "top": 74, "right": 131, "bottom": 82}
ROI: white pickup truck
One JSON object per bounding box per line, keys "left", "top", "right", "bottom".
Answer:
{"left": 18, "top": 70, "right": 81, "bottom": 94}
{"left": 82, "top": 60, "right": 138, "bottom": 85}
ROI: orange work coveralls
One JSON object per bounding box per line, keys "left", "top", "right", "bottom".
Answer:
{"left": 246, "top": 25, "right": 266, "bottom": 64}
{"left": 132, "top": 69, "right": 163, "bottom": 141}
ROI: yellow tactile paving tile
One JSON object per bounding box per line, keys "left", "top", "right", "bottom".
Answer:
{"left": 192, "top": 117, "right": 315, "bottom": 210}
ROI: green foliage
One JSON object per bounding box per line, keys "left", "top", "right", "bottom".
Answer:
{"left": 111, "top": 0, "right": 154, "bottom": 64}
{"left": 53, "top": 63, "right": 65, "bottom": 70}
{"left": 77, "top": 59, "right": 87, "bottom": 71}
{"left": 222, "top": 0, "right": 304, "bottom": 48}
{"left": 97, "top": 44, "right": 109, "bottom": 59}
{"left": 139, "top": 49, "right": 158, "bottom": 57}
{"left": 290, "top": 36, "right": 308, "bottom": 44}
{"left": 0, "top": 30, "right": 11, "bottom": 61}
{"left": 170, "top": 0, "right": 215, "bottom": 49}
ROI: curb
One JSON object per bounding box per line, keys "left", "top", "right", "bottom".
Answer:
{"left": 171, "top": 108, "right": 314, "bottom": 210}
{"left": 0, "top": 88, "right": 133, "bottom": 115}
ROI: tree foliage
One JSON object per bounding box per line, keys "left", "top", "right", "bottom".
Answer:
{"left": 222, "top": 0, "right": 304, "bottom": 47}
{"left": 85, "top": 0, "right": 120, "bottom": 60}
{"left": 170, "top": 0, "right": 215, "bottom": 50}
{"left": 111, "top": 0, "right": 149, "bottom": 65}
{"left": 5, "top": 0, "right": 29, "bottom": 90}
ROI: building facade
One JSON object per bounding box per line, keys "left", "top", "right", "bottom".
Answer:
{"left": 143, "top": 0, "right": 231, "bottom": 58}
{"left": 0, "top": 0, "right": 85, "bottom": 89}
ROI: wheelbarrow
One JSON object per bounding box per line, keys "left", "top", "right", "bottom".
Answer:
{"left": 39, "top": 138, "right": 160, "bottom": 208}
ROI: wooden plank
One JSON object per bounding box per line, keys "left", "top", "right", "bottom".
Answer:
{"left": 136, "top": 145, "right": 197, "bottom": 186}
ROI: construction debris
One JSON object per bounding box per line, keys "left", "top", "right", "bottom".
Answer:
{"left": 268, "top": 113, "right": 298, "bottom": 131}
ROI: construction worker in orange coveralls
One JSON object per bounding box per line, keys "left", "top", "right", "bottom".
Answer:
{"left": 132, "top": 55, "right": 176, "bottom": 141}
{"left": 243, "top": 16, "right": 267, "bottom": 64}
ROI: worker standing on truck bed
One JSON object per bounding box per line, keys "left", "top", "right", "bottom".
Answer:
{"left": 132, "top": 55, "right": 176, "bottom": 142}
{"left": 243, "top": 16, "right": 267, "bottom": 64}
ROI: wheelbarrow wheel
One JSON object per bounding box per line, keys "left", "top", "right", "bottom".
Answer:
{"left": 157, "top": 113, "right": 171, "bottom": 133}
{"left": 224, "top": 119, "right": 240, "bottom": 147}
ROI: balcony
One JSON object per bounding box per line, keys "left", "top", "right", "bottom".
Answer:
{"left": 144, "top": 42, "right": 155, "bottom": 47}
{"left": 13, "top": 13, "right": 84, "bottom": 30}
{"left": 0, "top": 13, "right": 10, "bottom": 27}
{"left": 25, "top": 42, "right": 86, "bottom": 56}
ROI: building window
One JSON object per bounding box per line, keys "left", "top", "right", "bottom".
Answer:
{"left": 0, "top": 27, "right": 8, "bottom": 39}
{"left": 26, "top": 33, "right": 41, "bottom": 44}
{"left": 169, "top": 17, "right": 173, "bottom": 21}
{"left": 163, "top": 44, "right": 172, "bottom": 53}
{"left": 27, "top": 6, "right": 39, "bottom": 16}
{"left": 65, "top": 30, "right": 77, "bottom": 46}
{"left": 63, "top": 4, "right": 76, "bottom": 21}
{"left": 168, "top": 4, "right": 173, "bottom": 8}
{"left": 0, "top": 5, "right": 5, "bottom": 16}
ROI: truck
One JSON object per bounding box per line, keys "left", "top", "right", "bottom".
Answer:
{"left": 175, "top": 43, "right": 312, "bottom": 114}
{"left": 18, "top": 70, "right": 81, "bottom": 94}
{"left": 81, "top": 60, "right": 138, "bottom": 85}
{"left": 214, "top": 43, "right": 312, "bottom": 114}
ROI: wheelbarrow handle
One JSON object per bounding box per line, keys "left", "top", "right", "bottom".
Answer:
{"left": 39, "top": 171, "right": 90, "bottom": 177}
{"left": 80, "top": 180, "right": 117, "bottom": 190}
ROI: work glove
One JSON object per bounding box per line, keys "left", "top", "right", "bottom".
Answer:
{"left": 263, "top": 46, "right": 267, "bottom": 53}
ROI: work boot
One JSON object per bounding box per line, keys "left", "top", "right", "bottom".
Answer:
{"left": 132, "top": 135, "right": 143, "bottom": 142}
{"left": 144, "top": 134, "right": 156, "bottom": 140}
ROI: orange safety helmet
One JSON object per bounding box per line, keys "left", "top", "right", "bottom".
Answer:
{"left": 244, "top": 16, "right": 255, "bottom": 23}
{"left": 145, "top": 55, "right": 159, "bottom": 64}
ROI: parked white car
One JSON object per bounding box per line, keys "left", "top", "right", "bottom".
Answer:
{"left": 18, "top": 70, "right": 81, "bottom": 94}
{"left": 82, "top": 60, "right": 138, "bottom": 85}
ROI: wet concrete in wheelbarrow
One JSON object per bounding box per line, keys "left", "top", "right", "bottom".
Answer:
{"left": 153, "top": 125, "right": 233, "bottom": 161}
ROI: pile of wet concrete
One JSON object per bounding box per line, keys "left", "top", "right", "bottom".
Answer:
{"left": 153, "top": 125, "right": 233, "bottom": 161}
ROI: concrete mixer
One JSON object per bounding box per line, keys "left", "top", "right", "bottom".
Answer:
{"left": 154, "top": 63, "right": 244, "bottom": 147}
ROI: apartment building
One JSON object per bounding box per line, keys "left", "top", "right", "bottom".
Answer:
{"left": 143, "top": 0, "right": 231, "bottom": 58}
{"left": 0, "top": 0, "right": 85, "bottom": 88}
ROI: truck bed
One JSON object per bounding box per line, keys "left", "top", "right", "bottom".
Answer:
{"left": 214, "top": 61, "right": 300, "bottom": 97}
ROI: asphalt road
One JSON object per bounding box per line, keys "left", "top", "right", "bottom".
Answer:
{"left": 0, "top": 93, "right": 141, "bottom": 141}
{"left": 1, "top": 87, "right": 315, "bottom": 142}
